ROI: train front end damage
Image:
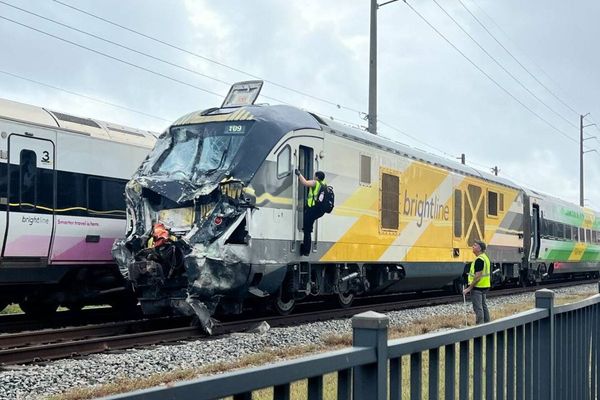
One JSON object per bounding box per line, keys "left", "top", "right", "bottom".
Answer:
{"left": 112, "top": 118, "right": 256, "bottom": 333}
{"left": 112, "top": 102, "right": 321, "bottom": 333}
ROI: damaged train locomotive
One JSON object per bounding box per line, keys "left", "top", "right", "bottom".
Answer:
{"left": 113, "top": 81, "right": 600, "bottom": 332}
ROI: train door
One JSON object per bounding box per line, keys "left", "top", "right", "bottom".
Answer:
{"left": 531, "top": 203, "right": 541, "bottom": 259}
{"left": 2, "top": 134, "right": 55, "bottom": 259}
{"left": 289, "top": 135, "right": 323, "bottom": 253}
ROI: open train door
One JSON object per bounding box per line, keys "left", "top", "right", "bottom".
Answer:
{"left": 2, "top": 133, "right": 56, "bottom": 259}
{"left": 289, "top": 131, "right": 324, "bottom": 254}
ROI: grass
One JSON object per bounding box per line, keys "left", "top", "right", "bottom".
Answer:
{"left": 45, "top": 289, "right": 597, "bottom": 400}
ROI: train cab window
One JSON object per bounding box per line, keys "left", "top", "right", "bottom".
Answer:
{"left": 487, "top": 191, "right": 498, "bottom": 217}
{"left": 276, "top": 146, "right": 290, "bottom": 178}
{"left": 454, "top": 189, "right": 462, "bottom": 238}
{"left": 381, "top": 172, "right": 399, "bottom": 230}
{"left": 360, "top": 155, "right": 371, "bottom": 185}
{"left": 586, "top": 229, "right": 592, "bottom": 243}
{"left": 87, "top": 177, "right": 126, "bottom": 217}
{"left": 19, "top": 150, "right": 37, "bottom": 211}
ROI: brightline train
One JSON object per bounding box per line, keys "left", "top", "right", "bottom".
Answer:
{"left": 114, "top": 81, "right": 600, "bottom": 331}
{"left": 0, "top": 97, "right": 155, "bottom": 315}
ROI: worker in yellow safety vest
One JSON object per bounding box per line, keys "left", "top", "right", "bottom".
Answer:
{"left": 463, "top": 240, "right": 491, "bottom": 324}
{"left": 295, "top": 169, "right": 326, "bottom": 256}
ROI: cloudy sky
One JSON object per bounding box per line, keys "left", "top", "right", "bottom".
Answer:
{"left": 1, "top": 0, "right": 599, "bottom": 208}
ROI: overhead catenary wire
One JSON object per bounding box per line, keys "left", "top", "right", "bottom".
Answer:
{"left": 432, "top": 0, "right": 578, "bottom": 131}
{"left": 0, "top": 15, "right": 228, "bottom": 99}
{"left": 466, "top": 0, "right": 581, "bottom": 117}
{"left": 402, "top": 0, "right": 578, "bottom": 145}
{"left": 459, "top": 0, "right": 582, "bottom": 119}
{"left": 50, "top": 0, "right": 365, "bottom": 116}
{"left": 0, "top": 69, "right": 173, "bottom": 123}
{"left": 0, "top": 2, "right": 372, "bottom": 127}
{"left": 0, "top": 2, "right": 297, "bottom": 108}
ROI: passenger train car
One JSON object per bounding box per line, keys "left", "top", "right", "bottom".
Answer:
{"left": 0, "top": 98, "right": 155, "bottom": 315}
{"left": 113, "top": 81, "right": 600, "bottom": 331}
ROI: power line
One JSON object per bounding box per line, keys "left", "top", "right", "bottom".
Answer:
{"left": 0, "top": 2, "right": 297, "bottom": 108}
{"left": 466, "top": 0, "right": 580, "bottom": 116}
{"left": 0, "top": 2, "right": 368, "bottom": 126}
{"left": 51, "top": 0, "right": 365, "bottom": 115}
{"left": 433, "top": 0, "right": 578, "bottom": 130}
{"left": 402, "top": 0, "right": 578, "bottom": 144}
{"left": 0, "top": 15, "right": 236, "bottom": 99}
{"left": 377, "top": 119, "right": 454, "bottom": 158}
{"left": 0, "top": 2, "right": 230, "bottom": 85}
{"left": 0, "top": 69, "right": 173, "bottom": 123}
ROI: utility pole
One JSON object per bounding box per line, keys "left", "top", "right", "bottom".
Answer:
{"left": 580, "top": 113, "right": 597, "bottom": 207}
{"left": 367, "top": 0, "right": 378, "bottom": 135}
{"left": 367, "top": 0, "right": 399, "bottom": 135}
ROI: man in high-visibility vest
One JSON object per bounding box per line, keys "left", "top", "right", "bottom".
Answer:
{"left": 463, "top": 240, "right": 491, "bottom": 324}
{"left": 295, "top": 169, "right": 326, "bottom": 256}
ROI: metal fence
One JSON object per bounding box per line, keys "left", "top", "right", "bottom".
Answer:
{"left": 103, "top": 285, "right": 600, "bottom": 400}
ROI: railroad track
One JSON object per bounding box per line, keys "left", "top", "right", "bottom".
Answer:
{"left": 0, "top": 279, "right": 593, "bottom": 366}
{"left": 0, "top": 307, "right": 143, "bottom": 334}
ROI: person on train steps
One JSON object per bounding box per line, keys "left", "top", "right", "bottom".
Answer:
{"left": 295, "top": 169, "right": 326, "bottom": 257}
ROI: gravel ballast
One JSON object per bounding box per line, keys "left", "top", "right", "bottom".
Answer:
{"left": 1, "top": 283, "right": 596, "bottom": 400}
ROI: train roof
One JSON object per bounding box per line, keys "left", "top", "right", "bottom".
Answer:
{"left": 0, "top": 97, "right": 157, "bottom": 148}
{"left": 312, "top": 114, "right": 522, "bottom": 190}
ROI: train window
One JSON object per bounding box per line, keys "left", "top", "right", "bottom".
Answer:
{"left": 87, "top": 177, "right": 126, "bottom": 217}
{"left": 454, "top": 189, "right": 462, "bottom": 238}
{"left": 487, "top": 191, "right": 498, "bottom": 217}
{"left": 573, "top": 226, "right": 579, "bottom": 241}
{"left": 579, "top": 228, "right": 585, "bottom": 242}
{"left": 499, "top": 193, "right": 504, "bottom": 212}
{"left": 276, "top": 146, "right": 290, "bottom": 178}
{"left": 594, "top": 230, "right": 599, "bottom": 243}
{"left": 381, "top": 172, "right": 399, "bottom": 230}
{"left": 556, "top": 223, "right": 565, "bottom": 239}
{"left": 57, "top": 171, "right": 87, "bottom": 217}
{"left": 547, "top": 221, "right": 555, "bottom": 238}
{"left": 19, "top": 150, "right": 37, "bottom": 211}
{"left": 360, "top": 155, "right": 371, "bottom": 185}
{"left": 565, "top": 225, "right": 572, "bottom": 240}
{"left": 586, "top": 229, "right": 592, "bottom": 243}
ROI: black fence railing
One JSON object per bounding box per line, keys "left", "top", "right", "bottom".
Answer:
{"left": 102, "top": 285, "right": 600, "bottom": 400}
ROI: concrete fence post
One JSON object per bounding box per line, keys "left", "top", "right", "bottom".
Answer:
{"left": 535, "top": 289, "right": 555, "bottom": 400}
{"left": 352, "top": 311, "right": 389, "bottom": 400}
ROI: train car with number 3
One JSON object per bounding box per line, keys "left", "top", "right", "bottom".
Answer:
{"left": 114, "top": 81, "right": 600, "bottom": 333}
{"left": 0, "top": 97, "right": 155, "bottom": 316}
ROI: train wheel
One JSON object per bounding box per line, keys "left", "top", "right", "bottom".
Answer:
{"left": 19, "top": 300, "right": 58, "bottom": 317}
{"left": 337, "top": 292, "right": 354, "bottom": 308}
{"left": 273, "top": 289, "right": 295, "bottom": 315}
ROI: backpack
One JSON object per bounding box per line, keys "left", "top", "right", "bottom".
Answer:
{"left": 316, "top": 184, "right": 335, "bottom": 214}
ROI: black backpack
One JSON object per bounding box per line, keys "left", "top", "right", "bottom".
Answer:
{"left": 316, "top": 184, "right": 335, "bottom": 214}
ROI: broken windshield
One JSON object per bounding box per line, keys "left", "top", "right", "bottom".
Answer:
{"left": 152, "top": 121, "right": 253, "bottom": 180}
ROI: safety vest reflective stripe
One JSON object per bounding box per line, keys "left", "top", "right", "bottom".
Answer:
{"left": 307, "top": 180, "right": 324, "bottom": 207}
{"left": 468, "top": 253, "right": 491, "bottom": 288}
